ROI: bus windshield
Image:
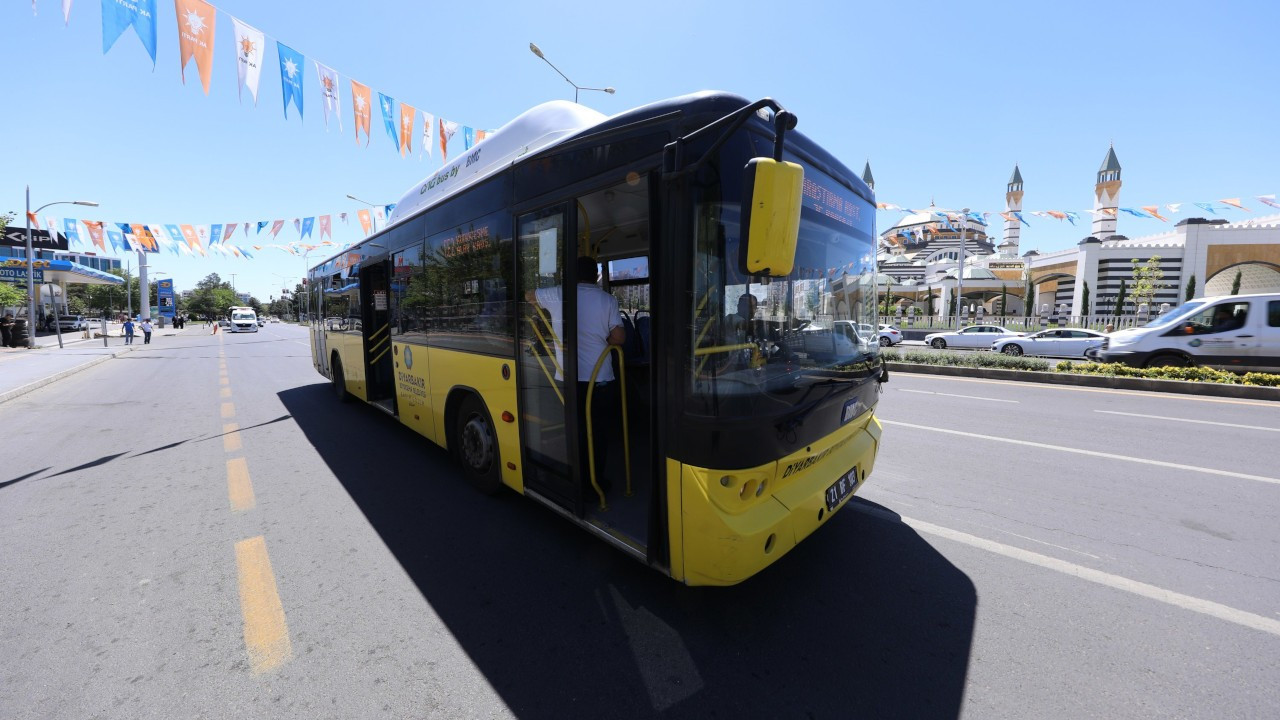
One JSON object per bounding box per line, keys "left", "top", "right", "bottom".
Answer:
{"left": 689, "top": 139, "right": 877, "bottom": 417}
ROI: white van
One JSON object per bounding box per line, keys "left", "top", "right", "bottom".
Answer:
{"left": 228, "top": 306, "right": 259, "bottom": 333}
{"left": 1098, "top": 293, "right": 1280, "bottom": 372}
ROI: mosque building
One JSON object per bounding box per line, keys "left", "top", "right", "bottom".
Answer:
{"left": 871, "top": 147, "right": 1280, "bottom": 319}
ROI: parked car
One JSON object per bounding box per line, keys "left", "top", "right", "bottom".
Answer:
{"left": 992, "top": 328, "right": 1108, "bottom": 358}
{"left": 924, "top": 325, "right": 1023, "bottom": 350}
{"left": 1098, "top": 292, "right": 1280, "bottom": 371}
{"left": 54, "top": 314, "right": 85, "bottom": 332}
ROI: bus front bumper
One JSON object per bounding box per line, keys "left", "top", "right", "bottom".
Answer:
{"left": 678, "top": 412, "right": 882, "bottom": 586}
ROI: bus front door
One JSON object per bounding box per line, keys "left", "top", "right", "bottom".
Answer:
{"left": 515, "top": 205, "right": 582, "bottom": 512}
{"left": 360, "top": 261, "right": 396, "bottom": 412}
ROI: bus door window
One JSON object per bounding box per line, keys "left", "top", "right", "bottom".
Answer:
{"left": 516, "top": 207, "right": 575, "bottom": 506}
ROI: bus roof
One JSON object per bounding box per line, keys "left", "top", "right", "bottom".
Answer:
{"left": 385, "top": 100, "right": 607, "bottom": 230}
{"left": 314, "top": 91, "right": 867, "bottom": 274}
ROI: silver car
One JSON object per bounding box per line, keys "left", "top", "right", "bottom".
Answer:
{"left": 992, "top": 328, "right": 1108, "bottom": 358}
{"left": 924, "top": 325, "right": 1023, "bottom": 350}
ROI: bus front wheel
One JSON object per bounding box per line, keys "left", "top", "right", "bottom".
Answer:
{"left": 455, "top": 395, "right": 502, "bottom": 495}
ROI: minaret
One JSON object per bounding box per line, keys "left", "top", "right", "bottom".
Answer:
{"left": 1092, "top": 145, "right": 1122, "bottom": 240}
{"left": 862, "top": 161, "right": 875, "bottom": 191}
{"left": 1002, "top": 164, "right": 1024, "bottom": 256}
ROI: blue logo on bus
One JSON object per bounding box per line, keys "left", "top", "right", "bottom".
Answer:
{"left": 404, "top": 346, "right": 414, "bottom": 369}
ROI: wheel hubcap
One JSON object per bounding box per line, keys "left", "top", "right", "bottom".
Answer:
{"left": 461, "top": 415, "right": 493, "bottom": 472}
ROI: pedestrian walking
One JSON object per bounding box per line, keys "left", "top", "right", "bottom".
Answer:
{"left": 123, "top": 317, "right": 135, "bottom": 345}
{"left": 140, "top": 318, "right": 153, "bottom": 344}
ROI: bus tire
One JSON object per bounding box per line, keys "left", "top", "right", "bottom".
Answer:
{"left": 331, "top": 354, "right": 351, "bottom": 403}
{"left": 454, "top": 394, "right": 502, "bottom": 495}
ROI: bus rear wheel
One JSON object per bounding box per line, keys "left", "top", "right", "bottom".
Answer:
{"left": 455, "top": 395, "right": 502, "bottom": 495}
{"left": 331, "top": 355, "right": 351, "bottom": 403}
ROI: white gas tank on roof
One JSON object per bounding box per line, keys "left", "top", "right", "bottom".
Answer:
{"left": 387, "top": 101, "right": 607, "bottom": 228}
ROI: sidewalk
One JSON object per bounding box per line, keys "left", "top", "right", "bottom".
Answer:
{"left": 0, "top": 322, "right": 198, "bottom": 405}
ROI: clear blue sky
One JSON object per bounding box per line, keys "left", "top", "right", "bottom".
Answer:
{"left": 5, "top": 0, "right": 1277, "bottom": 302}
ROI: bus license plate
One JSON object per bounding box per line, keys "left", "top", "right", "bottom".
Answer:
{"left": 825, "top": 466, "right": 859, "bottom": 511}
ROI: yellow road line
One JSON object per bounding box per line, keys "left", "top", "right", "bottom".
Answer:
{"left": 223, "top": 422, "right": 242, "bottom": 452}
{"left": 226, "top": 457, "right": 255, "bottom": 511}
{"left": 234, "top": 536, "right": 293, "bottom": 673}
{"left": 221, "top": 402, "right": 235, "bottom": 419}
{"left": 220, "top": 387, "right": 232, "bottom": 398}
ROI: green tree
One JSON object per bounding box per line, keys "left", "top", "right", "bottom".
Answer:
{"left": 1230, "top": 269, "right": 1242, "bottom": 295}
{"left": 1114, "top": 278, "right": 1128, "bottom": 316}
{"left": 0, "top": 282, "right": 25, "bottom": 307}
{"left": 0, "top": 211, "right": 14, "bottom": 236}
{"left": 1184, "top": 274, "right": 1196, "bottom": 302}
{"left": 997, "top": 284, "right": 1008, "bottom": 316}
{"left": 1080, "top": 281, "right": 1090, "bottom": 317}
{"left": 925, "top": 290, "right": 934, "bottom": 317}
{"left": 185, "top": 273, "right": 238, "bottom": 320}
{"left": 1130, "top": 256, "right": 1165, "bottom": 312}
{"left": 1023, "top": 271, "right": 1035, "bottom": 316}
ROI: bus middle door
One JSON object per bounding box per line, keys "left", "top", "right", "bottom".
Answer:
{"left": 360, "top": 260, "right": 396, "bottom": 412}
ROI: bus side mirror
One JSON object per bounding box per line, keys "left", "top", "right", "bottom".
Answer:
{"left": 741, "top": 157, "right": 803, "bottom": 277}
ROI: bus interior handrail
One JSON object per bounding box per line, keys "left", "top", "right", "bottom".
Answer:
{"left": 586, "top": 345, "right": 631, "bottom": 511}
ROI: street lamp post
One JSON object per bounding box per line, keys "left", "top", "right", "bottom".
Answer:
{"left": 955, "top": 207, "right": 969, "bottom": 331}
{"left": 529, "top": 43, "right": 615, "bottom": 104}
{"left": 25, "top": 186, "right": 98, "bottom": 348}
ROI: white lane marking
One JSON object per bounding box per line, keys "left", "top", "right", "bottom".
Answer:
{"left": 899, "top": 388, "right": 1019, "bottom": 404}
{"left": 1095, "top": 410, "right": 1280, "bottom": 433}
{"left": 896, "top": 373, "right": 1275, "bottom": 407}
{"left": 880, "top": 419, "right": 1280, "bottom": 486}
{"left": 967, "top": 521, "right": 1101, "bottom": 559}
{"left": 853, "top": 504, "right": 1280, "bottom": 638}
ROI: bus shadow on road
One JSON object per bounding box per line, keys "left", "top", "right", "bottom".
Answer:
{"left": 280, "top": 383, "right": 975, "bottom": 720}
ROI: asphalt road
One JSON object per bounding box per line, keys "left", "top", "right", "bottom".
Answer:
{"left": 2, "top": 324, "right": 1277, "bottom": 719}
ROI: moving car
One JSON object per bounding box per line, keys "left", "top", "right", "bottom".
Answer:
{"left": 992, "top": 328, "right": 1108, "bottom": 358}
{"left": 228, "top": 306, "right": 259, "bottom": 333}
{"left": 876, "top": 323, "right": 903, "bottom": 347}
{"left": 54, "top": 314, "right": 85, "bottom": 332}
{"left": 924, "top": 325, "right": 1023, "bottom": 350}
{"left": 1098, "top": 293, "right": 1280, "bottom": 371}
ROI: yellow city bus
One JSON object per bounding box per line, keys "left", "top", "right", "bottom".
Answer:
{"left": 307, "top": 92, "right": 885, "bottom": 585}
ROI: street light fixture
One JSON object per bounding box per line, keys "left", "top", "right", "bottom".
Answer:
{"left": 25, "top": 186, "right": 97, "bottom": 349}
{"left": 529, "top": 43, "right": 616, "bottom": 104}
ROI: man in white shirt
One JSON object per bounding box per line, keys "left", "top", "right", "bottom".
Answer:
{"left": 532, "top": 256, "right": 625, "bottom": 500}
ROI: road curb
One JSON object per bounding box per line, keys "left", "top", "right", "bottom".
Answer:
{"left": 885, "top": 362, "right": 1280, "bottom": 402}
{"left": 0, "top": 346, "right": 137, "bottom": 405}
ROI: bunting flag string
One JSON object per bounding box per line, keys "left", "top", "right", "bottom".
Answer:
{"left": 876, "top": 192, "right": 1277, "bottom": 230}
{"left": 38, "top": 0, "right": 499, "bottom": 165}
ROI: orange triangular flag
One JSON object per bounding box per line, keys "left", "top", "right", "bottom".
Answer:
{"left": 83, "top": 221, "right": 107, "bottom": 251}
{"left": 175, "top": 0, "right": 217, "bottom": 95}
{"left": 1141, "top": 205, "right": 1167, "bottom": 222}
{"left": 399, "top": 103, "right": 415, "bottom": 156}
{"left": 351, "top": 80, "right": 372, "bottom": 146}
{"left": 1219, "top": 198, "right": 1250, "bottom": 212}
